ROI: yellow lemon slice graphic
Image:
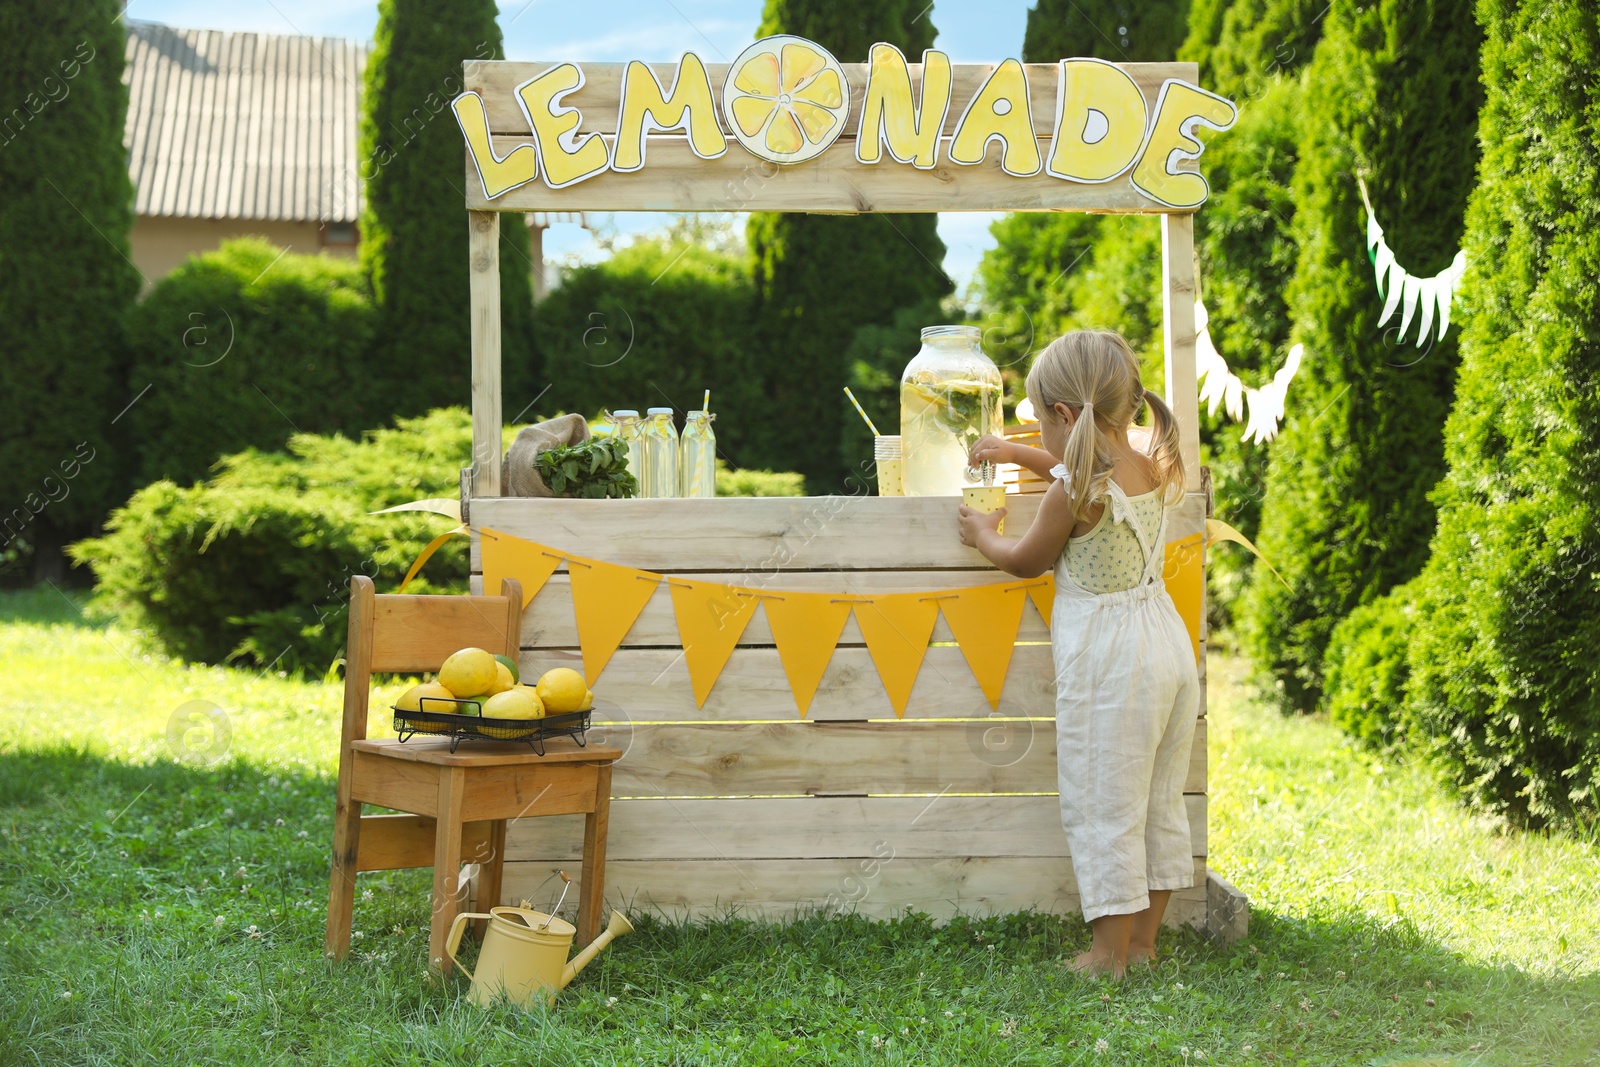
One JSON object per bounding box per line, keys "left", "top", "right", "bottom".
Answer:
{"left": 721, "top": 35, "right": 851, "bottom": 164}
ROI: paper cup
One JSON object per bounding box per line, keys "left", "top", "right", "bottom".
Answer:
{"left": 874, "top": 435, "right": 904, "bottom": 497}
{"left": 962, "top": 485, "right": 1007, "bottom": 534}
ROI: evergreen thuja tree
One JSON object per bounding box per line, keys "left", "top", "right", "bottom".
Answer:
{"left": 1242, "top": 0, "right": 1482, "bottom": 712}
{"left": 0, "top": 2, "right": 139, "bottom": 580}
{"left": 1395, "top": 0, "right": 1600, "bottom": 827}
{"left": 360, "top": 0, "right": 534, "bottom": 412}
{"left": 1023, "top": 0, "right": 1190, "bottom": 63}
{"left": 747, "top": 0, "right": 951, "bottom": 491}
{"left": 1180, "top": 0, "right": 1327, "bottom": 101}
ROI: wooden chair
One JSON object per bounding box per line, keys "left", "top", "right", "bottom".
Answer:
{"left": 325, "top": 575, "right": 621, "bottom": 974}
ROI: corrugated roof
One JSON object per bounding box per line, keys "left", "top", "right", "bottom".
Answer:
{"left": 124, "top": 20, "right": 367, "bottom": 223}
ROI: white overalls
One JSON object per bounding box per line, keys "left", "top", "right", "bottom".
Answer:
{"left": 1049, "top": 473, "right": 1200, "bottom": 923}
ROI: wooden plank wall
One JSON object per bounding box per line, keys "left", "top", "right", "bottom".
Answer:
{"left": 460, "top": 61, "right": 1200, "bottom": 214}
{"left": 468, "top": 482, "right": 1208, "bottom": 925}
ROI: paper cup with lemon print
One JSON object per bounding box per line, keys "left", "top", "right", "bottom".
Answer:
{"left": 722, "top": 36, "right": 849, "bottom": 164}
{"left": 962, "top": 485, "right": 1007, "bottom": 535}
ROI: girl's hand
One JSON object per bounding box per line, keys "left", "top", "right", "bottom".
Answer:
{"left": 967, "top": 434, "right": 1013, "bottom": 468}
{"left": 958, "top": 504, "right": 1007, "bottom": 547}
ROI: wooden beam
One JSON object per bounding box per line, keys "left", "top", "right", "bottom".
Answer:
{"left": 468, "top": 210, "right": 502, "bottom": 497}
{"left": 471, "top": 494, "right": 1044, "bottom": 571}
{"left": 1162, "top": 213, "right": 1202, "bottom": 491}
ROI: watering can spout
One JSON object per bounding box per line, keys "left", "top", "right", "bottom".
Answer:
{"left": 559, "top": 911, "right": 634, "bottom": 989}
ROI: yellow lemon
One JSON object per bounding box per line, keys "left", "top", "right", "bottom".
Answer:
{"left": 480, "top": 687, "right": 544, "bottom": 738}
{"left": 584, "top": 689, "right": 594, "bottom": 709}
{"left": 438, "top": 647, "right": 497, "bottom": 698}
{"left": 483, "top": 687, "right": 542, "bottom": 719}
{"left": 395, "top": 681, "right": 456, "bottom": 732}
{"left": 483, "top": 661, "right": 515, "bottom": 697}
{"left": 536, "top": 667, "right": 589, "bottom": 713}
{"left": 722, "top": 36, "right": 849, "bottom": 164}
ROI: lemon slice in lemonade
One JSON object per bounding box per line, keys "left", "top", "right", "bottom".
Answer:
{"left": 721, "top": 35, "right": 850, "bottom": 164}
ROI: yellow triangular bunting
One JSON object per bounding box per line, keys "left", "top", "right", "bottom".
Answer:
{"left": 1163, "top": 533, "right": 1205, "bottom": 664}
{"left": 939, "top": 584, "right": 1028, "bottom": 711}
{"left": 762, "top": 593, "right": 854, "bottom": 718}
{"left": 479, "top": 527, "right": 563, "bottom": 608}
{"left": 1027, "top": 577, "right": 1054, "bottom": 628}
{"left": 853, "top": 593, "right": 941, "bottom": 718}
{"left": 568, "top": 556, "right": 660, "bottom": 683}
{"left": 669, "top": 580, "right": 760, "bottom": 707}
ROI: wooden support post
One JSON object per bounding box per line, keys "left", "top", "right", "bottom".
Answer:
{"left": 469, "top": 210, "right": 503, "bottom": 498}
{"left": 1161, "top": 213, "right": 1202, "bottom": 492}
{"left": 429, "top": 766, "right": 467, "bottom": 975}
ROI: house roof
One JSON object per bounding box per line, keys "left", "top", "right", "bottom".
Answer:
{"left": 124, "top": 20, "right": 367, "bottom": 223}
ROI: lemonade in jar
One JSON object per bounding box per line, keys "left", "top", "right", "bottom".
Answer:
{"left": 899, "top": 325, "right": 1003, "bottom": 496}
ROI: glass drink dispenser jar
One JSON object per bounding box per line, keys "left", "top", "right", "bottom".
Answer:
{"left": 899, "top": 325, "right": 1003, "bottom": 496}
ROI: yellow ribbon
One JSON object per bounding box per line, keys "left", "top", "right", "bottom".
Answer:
{"left": 396, "top": 524, "right": 467, "bottom": 593}
{"left": 1206, "top": 518, "right": 1289, "bottom": 589}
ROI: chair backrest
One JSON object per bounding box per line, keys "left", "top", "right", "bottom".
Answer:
{"left": 340, "top": 574, "right": 524, "bottom": 744}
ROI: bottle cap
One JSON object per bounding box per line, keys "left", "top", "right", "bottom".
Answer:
{"left": 612, "top": 409, "right": 639, "bottom": 417}
{"left": 646, "top": 407, "right": 673, "bottom": 415}
{"left": 686, "top": 409, "right": 708, "bottom": 418}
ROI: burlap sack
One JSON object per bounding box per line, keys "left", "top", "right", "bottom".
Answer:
{"left": 502, "top": 413, "right": 592, "bottom": 497}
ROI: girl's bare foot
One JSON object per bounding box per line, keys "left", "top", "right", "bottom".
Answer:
{"left": 1127, "top": 947, "right": 1157, "bottom": 967}
{"left": 1067, "top": 949, "right": 1126, "bottom": 979}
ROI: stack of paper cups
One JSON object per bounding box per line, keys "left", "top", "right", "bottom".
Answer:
{"left": 874, "top": 435, "right": 904, "bottom": 497}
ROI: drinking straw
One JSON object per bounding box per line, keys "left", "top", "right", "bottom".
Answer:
{"left": 842, "top": 387, "right": 881, "bottom": 437}
{"left": 702, "top": 389, "right": 710, "bottom": 414}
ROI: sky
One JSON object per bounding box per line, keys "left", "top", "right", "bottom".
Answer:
{"left": 122, "top": 0, "right": 1040, "bottom": 295}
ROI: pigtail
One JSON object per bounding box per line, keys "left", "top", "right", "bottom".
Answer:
{"left": 1060, "top": 403, "right": 1111, "bottom": 521}
{"left": 1142, "top": 391, "right": 1187, "bottom": 505}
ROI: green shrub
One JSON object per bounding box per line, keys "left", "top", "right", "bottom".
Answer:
{"left": 534, "top": 240, "right": 765, "bottom": 465}
{"left": 72, "top": 409, "right": 474, "bottom": 674}
{"left": 715, "top": 461, "right": 805, "bottom": 498}
{"left": 1396, "top": 0, "right": 1600, "bottom": 828}
{"left": 125, "top": 239, "right": 380, "bottom": 486}
{"left": 1323, "top": 583, "right": 1415, "bottom": 748}
{"left": 1193, "top": 77, "right": 1302, "bottom": 625}
{"left": 1242, "top": 0, "right": 1482, "bottom": 712}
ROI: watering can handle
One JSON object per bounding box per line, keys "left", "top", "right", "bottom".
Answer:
{"left": 445, "top": 912, "right": 493, "bottom": 979}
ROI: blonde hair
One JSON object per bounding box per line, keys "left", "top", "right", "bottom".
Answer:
{"left": 1024, "top": 330, "right": 1185, "bottom": 521}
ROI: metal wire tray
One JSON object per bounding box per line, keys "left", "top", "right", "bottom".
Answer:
{"left": 391, "top": 696, "right": 591, "bottom": 756}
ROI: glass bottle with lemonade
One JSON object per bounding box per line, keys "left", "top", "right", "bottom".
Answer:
{"left": 899, "top": 325, "right": 1003, "bottom": 496}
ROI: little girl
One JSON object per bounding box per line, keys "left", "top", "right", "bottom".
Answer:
{"left": 958, "top": 330, "right": 1199, "bottom": 978}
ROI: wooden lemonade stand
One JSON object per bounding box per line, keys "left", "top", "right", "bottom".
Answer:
{"left": 450, "top": 42, "right": 1247, "bottom": 936}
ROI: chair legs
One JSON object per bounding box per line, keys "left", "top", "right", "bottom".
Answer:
{"left": 472, "top": 819, "right": 508, "bottom": 938}
{"left": 576, "top": 762, "right": 613, "bottom": 947}
{"left": 324, "top": 791, "right": 362, "bottom": 960}
{"left": 429, "top": 768, "right": 467, "bottom": 975}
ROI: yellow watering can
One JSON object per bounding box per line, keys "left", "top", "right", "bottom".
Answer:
{"left": 445, "top": 905, "right": 633, "bottom": 1008}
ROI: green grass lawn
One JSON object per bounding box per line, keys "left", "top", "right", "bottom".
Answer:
{"left": 1, "top": 586, "right": 1597, "bottom": 1066}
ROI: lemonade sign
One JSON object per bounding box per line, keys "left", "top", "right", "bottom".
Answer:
{"left": 451, "top": 37, "right": 1236, "bottom": 210}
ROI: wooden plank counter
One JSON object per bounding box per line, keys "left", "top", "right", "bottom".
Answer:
{"left": 465, "top": 490, "right": 1210, "bottom": 925}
